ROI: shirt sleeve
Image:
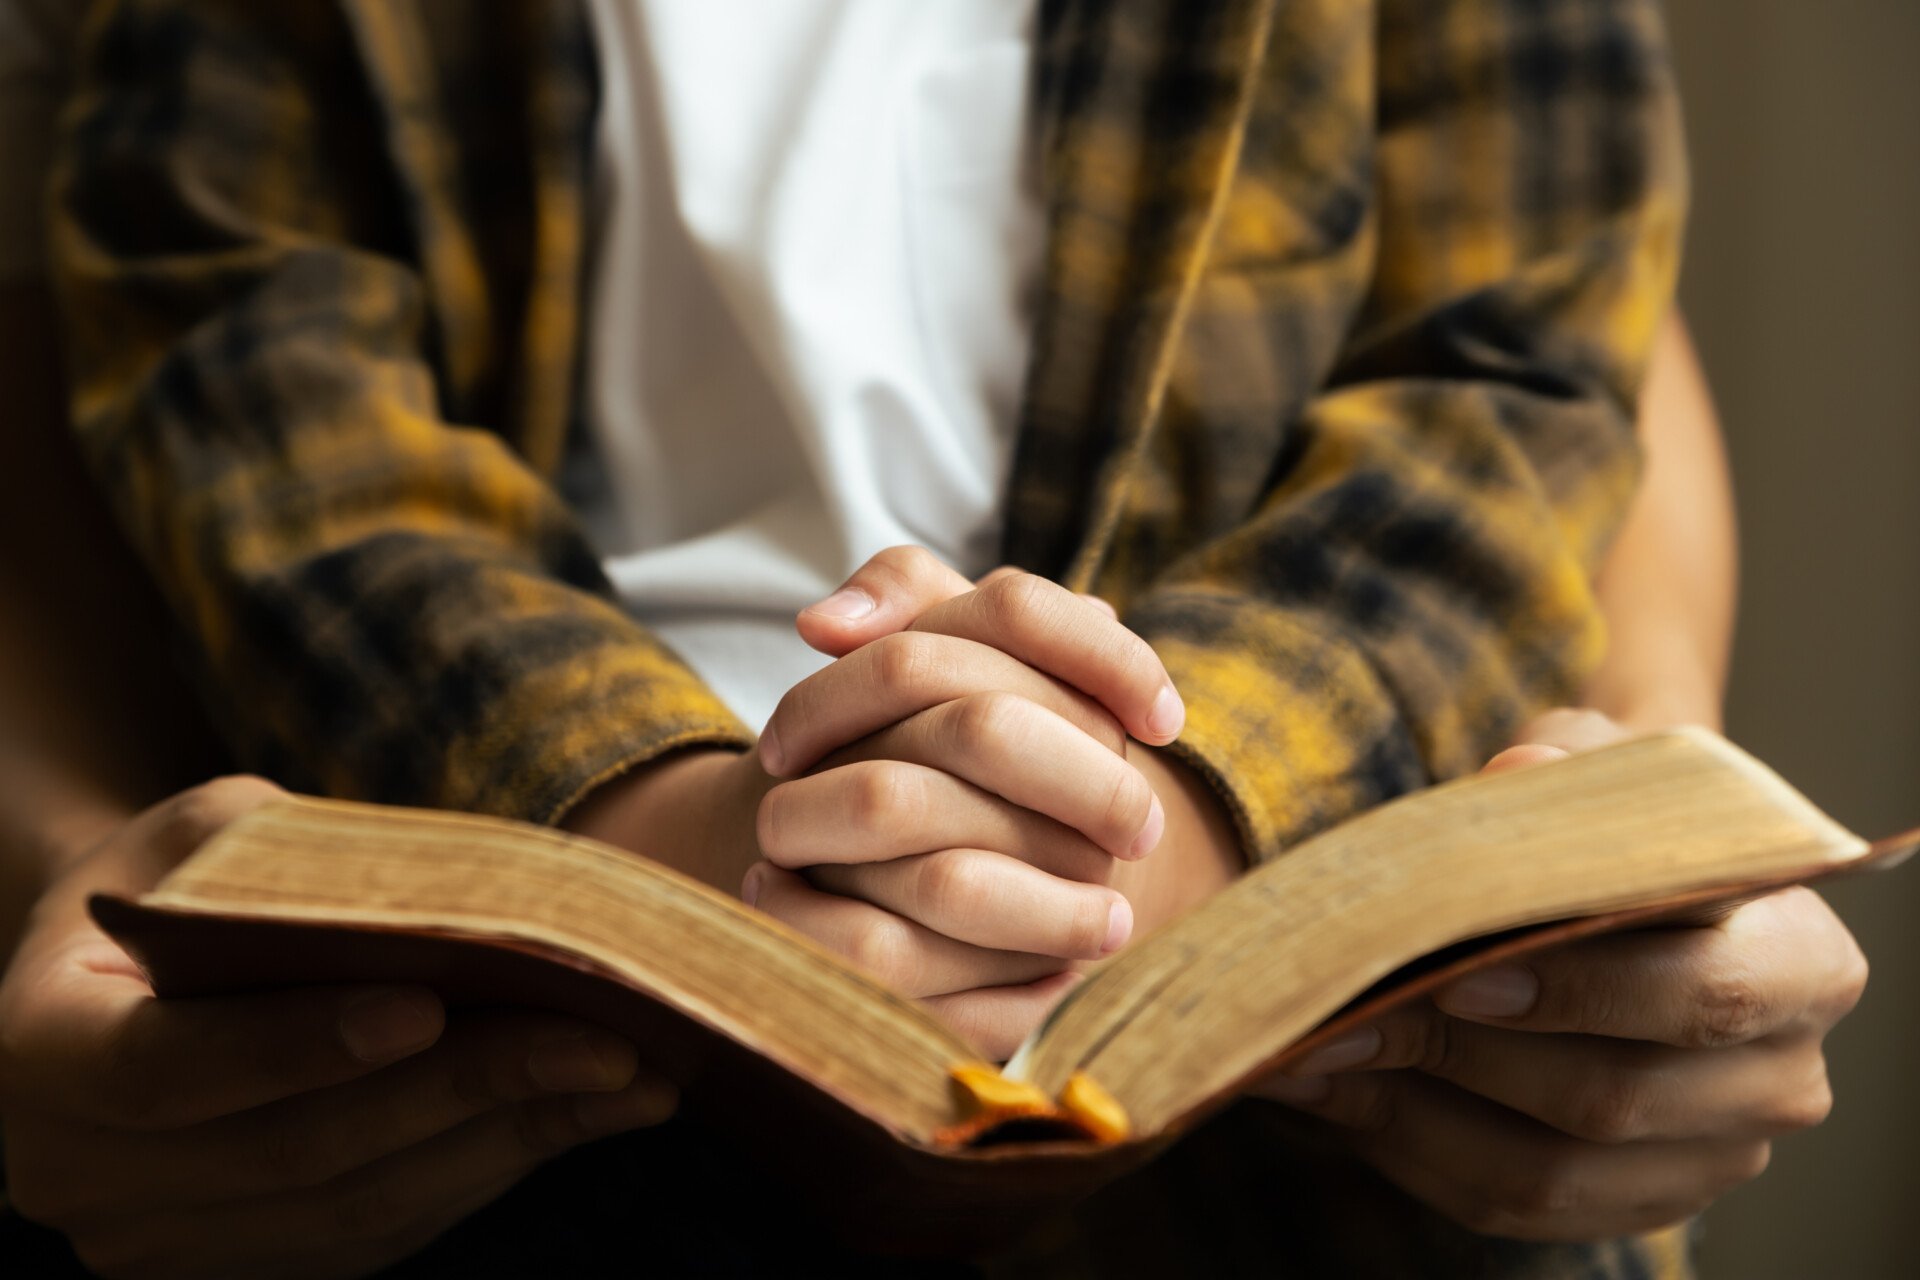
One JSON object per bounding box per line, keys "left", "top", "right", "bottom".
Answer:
{"left": 49, "top": 0, "right": 751, "bottom": 823}
{"left": 1125, "top": 0, "right": 1688, "bottom": 863}
{"left": 0, "top": 0, "right": 82, "bottom": 281}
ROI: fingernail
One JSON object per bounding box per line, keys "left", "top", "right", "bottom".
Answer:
{"left": 1440, "top": 965, "right": 1540, "bottom": 1019}
{"left": 528, "top": 1031, "right": 638, "bottom": 1092}
{"left": 741, "top": 865, "right": 764, "bottom": 908}
{"left": 574, "top": 1079, "right": 679, "bottom": 1134}
{"left": 1146, "top": 684, "right": 1184, "bottom": 740}
{"left": 1291, "top": 1025, "right": 1382, "bottom": 1076}
{"left": 1128, "top": 794, "right": 1165, "bottom": 859}
{"left": 1261, "top": 1073, "right": 1332, "bottom": 1106}
{"left": 339, "top": 988, "right": 442, "bottom": 1064}
{"left": 758, "top": 725, "right": 786, "bottom": 777}
{"left": 804, "top": 588, "right": 875, "bottom": 620}
{"left": 1102, "top": 897, "right": 1133, "bottom": 955}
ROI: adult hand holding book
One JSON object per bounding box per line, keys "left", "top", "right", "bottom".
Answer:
{"left": 0, "top": 778, "right": 677, "bottom": 1279}
{"left": 580, "top": 547, "right": 1887, "bottom": 1248}
{"left": 1256, "top": 708, "right": 1870, "bottom": 1242}
{"left": 83, "top": 728, "right": 1912, "bottom": 1260}
{"left": 21, "top": 556, "right": 1908, "bottom": 1264}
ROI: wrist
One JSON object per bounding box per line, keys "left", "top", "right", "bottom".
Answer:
{"left": 561, "top": 747, "right": 770, "bottom": 894}
{"left": 1580, "top": 629, "right": 1725, "bottom": 735}
{"left": 1111, "top": 746, "right": 1243, "bottom": 936}
{"left": 1582, "top": 675, "right": 1723, "bottom": 736}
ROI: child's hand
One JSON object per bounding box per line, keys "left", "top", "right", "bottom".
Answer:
{"left": 562, "top": 546, "right": 1183, "bottom": 909}
{"left": 738, "top": 548, "right": 1196, "bottom": 1057}
{"left": 762, "top": 545, "right": 1185, "bottom": 774}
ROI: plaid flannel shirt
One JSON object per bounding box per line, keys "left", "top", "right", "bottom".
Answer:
{"left": 50, "top": 1, "right": 1688, "bottom": 1273}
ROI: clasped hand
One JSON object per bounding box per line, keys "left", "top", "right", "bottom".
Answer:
{"left": 738, "top": 547, "right": 1199, "bottom": 1059}
{"left": 750, "top": 590, "right": 1869, "bottom": 1246}
{"left": 708, "top": 556, "right": 1867, "bottom": 1248}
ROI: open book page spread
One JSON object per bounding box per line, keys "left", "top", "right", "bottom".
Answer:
{"left": 98, "top": 730, "right": 1897, "bottom": 1158}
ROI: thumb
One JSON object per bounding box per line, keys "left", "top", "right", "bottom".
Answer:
{"left": 795, "top": 545, "right": 974, "bottom": 657}
{"left": 27, "top": 776, "right": 288, "bottom": 934}
{"left": 1483, "top": 708, "right": 1631, "bottom": 774}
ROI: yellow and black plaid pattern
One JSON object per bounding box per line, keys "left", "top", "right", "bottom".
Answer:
{"left": 55, "top": 0, "right": 753, "bottom": 823}
{"left": 52, "top": 2, "right": 1687, "bottom": 1273}
{"left": 1008, "top": 0, "right": 1684, "bottom": 864}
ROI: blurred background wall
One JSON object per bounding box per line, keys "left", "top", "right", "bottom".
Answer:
{"left": 1667, "top": 3, "right": 1920, "bottom": 1276}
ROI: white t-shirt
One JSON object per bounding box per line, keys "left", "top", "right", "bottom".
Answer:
{"left": 0, "top": 1, "right": 1043, "bottom": 733}
{"left": 0, "top": 0, "right": 81, "bottom": 280}
{"left": 573, "top": 0, "right": 1042, "bottom": 730}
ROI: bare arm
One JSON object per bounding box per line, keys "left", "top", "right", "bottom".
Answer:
{"left": 1584, "top": 312, "right": 1739, "bottom": 729}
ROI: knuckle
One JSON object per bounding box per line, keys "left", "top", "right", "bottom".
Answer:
{"left": 1411, "top": 1015, "right": 1463, "bottom": 1078}
{"left": 872, "top": 543, "right": 941, "bottom": 585}
{"left": 257, "top": 1118, "right": 341, "bottom": 1190}
{"left": 1686, "top": 967, "right": 1773, "bottom": 1048}
{"left": 873, "top": 631, "right": 943, "bottom": 700}
{"left": 854, "top": 547, "right": 916, "bottom": 602}
{"left": 952, "top": 691, "right": 1027, "bottom": 756}
{"left": 841, "top": 763, "right": 916, "bottom": 841}
{"left": 333, "top": 1178, "right": 409, "bottom": 1242}
{"left": 1564, "top": 1068, "right": 1654, "bottom": 1144}
{"left": 1783, "top": 1081, "right": 1834, "bottom": 1133}
{"left": 1468, "top": 1156, "right": 1585, "bottom": 1235}
{"left": 1765, "top": 1071, "right": 1834, "bottom": 1134}
{"left": 1531, "top": 957, "right": 1619, "bottom": 1034}
{"left": 445, "top": 1061, "right": 502, "bottom": 1114}
{"left": 1830, "top": 940, "right": 1870, "bottom": 1019}
{"left": 915, "top": 852, "right": 987, "bottom": 920}
{"left": 989, "top": 570, "right": 1055, "bottom": 620}
{"left": 847, "top": 916, "right": 914, "bottom": 988}
{"left": 511, "top": 1096, "right": 584, "bottom": 1157}
{"left": 980, "top": 572, "right": 1069, "bottom": 642}
{"left": 1725, "top": 1140, "right": 1773, "bottom": 1188}
{"left": 446, "top": 1050, "right": 521, "bottom": 1114}
{"left": 1337, "top": 1076, "right": 1402, "bottom": 1135}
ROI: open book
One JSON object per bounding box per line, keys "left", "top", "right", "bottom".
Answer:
{"left": 93, "top": 730, "right": 1915, "bottom": 1246}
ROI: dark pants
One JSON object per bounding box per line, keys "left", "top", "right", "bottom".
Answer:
{"left": 0, "top": 1103, "right": 1686, "bottom": 1278}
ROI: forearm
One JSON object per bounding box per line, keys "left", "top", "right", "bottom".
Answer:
{"left": 1584, "top": 314, "right": 1737, "bottom": 730}
{"left": 0, "top": 285, "right": 209, "bottom": 955}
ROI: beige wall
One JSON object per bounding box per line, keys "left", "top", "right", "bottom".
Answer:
{"left": 1667, "top": 3, "right": 1920, "bottom": 1276}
